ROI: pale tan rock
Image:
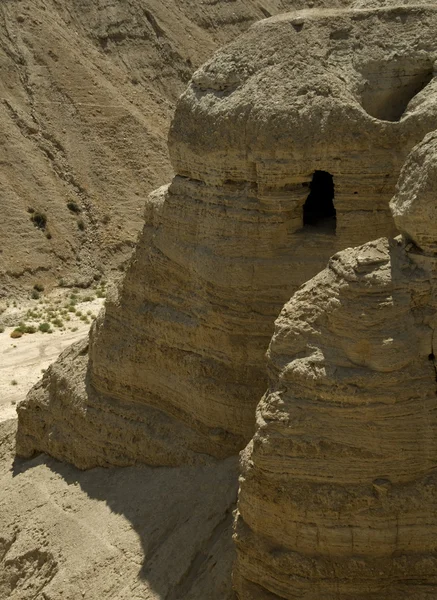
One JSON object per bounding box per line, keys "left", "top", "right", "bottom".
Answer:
{"left": 391, "top": 131, "right": 437, "bottom": 254}
{"left": 16, "top": 5, "right": 437, "bottom": 468}
{"left": 234, "top": 132, "right": 437, "bottom": 598}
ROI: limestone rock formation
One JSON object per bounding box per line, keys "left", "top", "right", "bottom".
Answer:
{"left": 16, "top": 5, "right": 437, "bottom": 468}
{"left": 2, "top": 0, "right": 338, "bottom": 295}
{"left": 234, "top": 131, "right": 437, "bottom": 599}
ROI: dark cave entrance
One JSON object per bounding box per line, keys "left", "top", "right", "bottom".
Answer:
{"left": 303, "top": 170, "right": 336, "bottom": 232}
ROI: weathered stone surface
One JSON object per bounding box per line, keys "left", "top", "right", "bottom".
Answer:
{"left": 16, "top": 5, "right": 437, "bottom": 468}
{"left": 234, "top": 132, "right": 437, "bottom": 598}
{"left": 391, "top": 131, "right": 437, "bottom": 254}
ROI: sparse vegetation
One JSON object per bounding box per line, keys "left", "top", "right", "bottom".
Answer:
{"left": 67, "top": 201, "right": 81, "bottom": 214}
{"left": 30, "top": 211, "right": 47, "bottom": 230}
{"left": 39, "top": 322, "right": 51, "bottom": 333}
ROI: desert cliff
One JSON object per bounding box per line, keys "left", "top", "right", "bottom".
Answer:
{"left": 0, "top": 0, "right": 350, "bottom": 297}
{"left": 16, "top": 3, "right": 437, "bottom": 468}
{"left": 4, "top": 2, "right": 437, "bottom": 599}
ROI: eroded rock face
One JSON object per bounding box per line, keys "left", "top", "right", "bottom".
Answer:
{"left": 234, "top": 132, "right": 437, "bottom": 598}
{"left": 17, "top": 6, "right": 437, "bottom": 468}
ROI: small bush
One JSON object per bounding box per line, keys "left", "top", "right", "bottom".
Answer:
{"left": 67, "top": 202, "right": 81, "bottom": 214}
{"left": 96, "top": 290, "right": 106, "bottom": 298}
{"left": 31, "top": 290, "right": 40, "bottom": 300}
{"left": 83, "top": 295, "right": 94, "bottom": 302}
{"left": 75, "top": 310, "right": 82, "bottom": 317}
{"left": 39, "top": 322, "right": 51, "bottom": 333}
{"left": 25, "top": 325, "right": 37, "bottom": 334}
{"left": 31, "top": 211, "right": 47, "bottom": 230}
{"left": 77, "top": 218, "right": 85, "bottom": 231}
{"left": 34, "top": 283, "right": 45, "bottom": 292}
{"left": 52, "top": 318, "right": 63, "bottom": 328}
{"left": 11, "top": 380, "right": 18, "bottom": 386}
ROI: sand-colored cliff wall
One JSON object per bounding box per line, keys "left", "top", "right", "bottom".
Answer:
{"left": 234, "top": 131, "right": 437, "bottom": 599}
{"left": 16, "top": 5, "right": 437, "bottom": 468}
{"left": 2, "top": 0, "right": 347, "bottom": 294}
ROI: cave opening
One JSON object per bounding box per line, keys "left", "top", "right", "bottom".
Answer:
{"left": 303, "top": 170, "right": 336, "bottom": 232}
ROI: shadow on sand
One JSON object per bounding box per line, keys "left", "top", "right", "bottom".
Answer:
{"left": 12, "top": 446, "right": 238, "bottom": 599}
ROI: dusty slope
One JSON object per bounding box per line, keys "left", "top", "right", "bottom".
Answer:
{"left": 0, "top": 0, "right": 351, "bottom": 297}
{"left": 0, "top": 419, "right": 238, "bottom": 600}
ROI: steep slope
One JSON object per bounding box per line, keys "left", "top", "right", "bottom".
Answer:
{"left": 16, "top": 4, "right": 437, "bottom": 468}
{"left": 0, "top": 0, "right": 351, "bottom": 297}
{"left": 234, "top": 131, "right": 437, "bottom": 599}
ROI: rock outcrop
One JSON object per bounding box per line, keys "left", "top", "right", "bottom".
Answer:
{"left": 234, "top": 131, "right": 437, "bottom": 599}
{"left": 16, "top": 5, "right": 437, "bottom": 468}
{"left": 2, "top": 0, "right": 340, "bottom": 295}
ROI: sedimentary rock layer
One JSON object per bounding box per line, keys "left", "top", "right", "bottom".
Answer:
{"left": 234, "top": 132, "right": 437, "bottom": 598}
{"left": 2, "top": 0, "right": 339, "bottom": 293}
{"left": 17, "top": 6, "right": 437, "bottom": 468}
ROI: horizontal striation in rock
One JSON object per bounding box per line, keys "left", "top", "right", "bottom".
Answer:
{"left": 235, "top": 228, "right": 437, "bottom": 597}
{"left": 16, "top": 5, "right": 437, "bottom": 468}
